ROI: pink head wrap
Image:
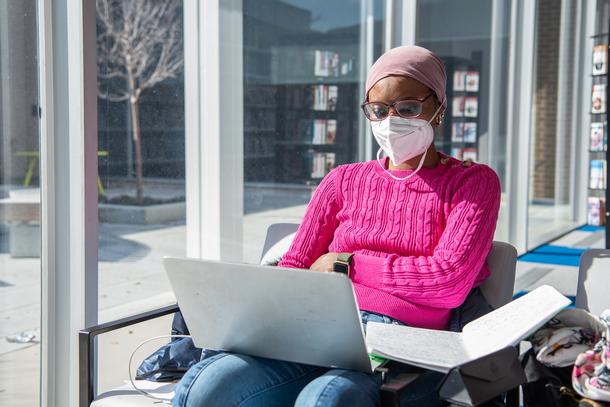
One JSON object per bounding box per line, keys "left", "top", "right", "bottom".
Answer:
{"left": 365, "top": 45, "right": 447, "bottom": 107}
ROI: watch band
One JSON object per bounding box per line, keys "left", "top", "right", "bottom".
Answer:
{"left": 336, "top": 253, "right": 353, "bottom": 264}
{"left": 333, "top": 253, "right": 353, "bottom": 277}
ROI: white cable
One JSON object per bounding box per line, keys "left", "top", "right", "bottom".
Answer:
{"left": 128, "top": 334, "right": 192, "bottom": 404}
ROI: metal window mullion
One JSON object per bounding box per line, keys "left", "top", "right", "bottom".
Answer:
{"left": 573, "top": 0, "right": 597, "bottom": 224}
{"left": 554, "top": 0, "right": 574, "bottom": 212}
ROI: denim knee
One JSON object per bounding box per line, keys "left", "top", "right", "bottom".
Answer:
{"left": 294, "top": 369, "right": 380, "bottom": 407}
{"left": 173, "top": 352, "right": 325, "bottom": 407}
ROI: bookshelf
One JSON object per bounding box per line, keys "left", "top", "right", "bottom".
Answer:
{"left": 274, "top": 82, "right": 357, "bottom": 184}
{"left": 440, "top": 54, "right": 483, "bottom": 162}
{"left": 587, "top": 20, "right": 609, "bottom": 245}
{"left": 267, "top": 46, "right": 358, "bottom": 187}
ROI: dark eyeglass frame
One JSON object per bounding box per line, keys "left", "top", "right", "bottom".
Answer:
{"left": 360, "top": 91, "right": 434, "bottom": 121}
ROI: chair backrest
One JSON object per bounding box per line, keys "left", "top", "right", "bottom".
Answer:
{"left": 260, "top": 223, "right": 299, "bottom": 263}
{"left": 260, "top": 223, "right": 517, "bottom": 310}
{"left": 479, "top": 241, "right": 518, "bottom": 309}
{"left": 576, "top": 249, "right": 610, "bottom": 316}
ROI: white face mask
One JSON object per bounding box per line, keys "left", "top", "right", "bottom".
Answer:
{"left": 370, "top": 105, "right": 441, "bottom": 180}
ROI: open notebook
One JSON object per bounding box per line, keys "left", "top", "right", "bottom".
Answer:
{"left": 365, "top": 285, "right": 571, "bottom": 372}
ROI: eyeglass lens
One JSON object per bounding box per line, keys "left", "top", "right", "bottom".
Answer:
{"left": 364, "top": 100, "right": 422, "bottom": 121}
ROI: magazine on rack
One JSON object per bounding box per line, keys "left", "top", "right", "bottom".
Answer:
{"left": 465, "top": 71, "right": 480, "bottom": 92}
{"left": 451, "top": 123, "right": 464, "bottom": 142}
{"left": 591, "top": 122, "right": 605, "bottom": 151}
{"left": 592, "top": 84, "right": 606, "bottom": 114}
{"left": 464, "top": 97, "right": 478, "bottom": 118}
{"left": 588, "top": 197, "right": 606, "bottom": 226}
{"left": 593, "top": 44, "right": 608, "bottom": 76}
{"left": 590, "top": 159, "right": 607, "bottom": 190}
{"left": 452, "top": 97, "right": 465, "bottom": 117}
{"left": 453, "top": 71, "right": 466, "bottom": 91}
{"left": 366, "top": 285, "right": 570, "bottom": 373}
{"left": 463, "top": 123, "right": 477, "bottom": 143}
{"left": 463, "top": 148, "right": 477, "bottom": 161}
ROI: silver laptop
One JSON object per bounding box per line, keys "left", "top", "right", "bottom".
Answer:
{"left": 163, "top": 257, "right": 373, "bottom": 373}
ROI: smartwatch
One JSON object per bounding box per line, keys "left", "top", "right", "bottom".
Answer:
{"left": 333, "top": 253, "right": 353, "bottom": 277}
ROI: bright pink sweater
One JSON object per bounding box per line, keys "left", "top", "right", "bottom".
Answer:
{"left": 278, "top": 154, "right": 501, "bottom": 329}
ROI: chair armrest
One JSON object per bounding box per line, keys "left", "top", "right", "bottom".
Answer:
{"left": 79, "top": 304, "right": 180, "bottom": 407}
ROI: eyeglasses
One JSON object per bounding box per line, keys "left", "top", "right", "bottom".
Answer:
{"left": 361, "top": 91, "right": 434, "bottom": 121}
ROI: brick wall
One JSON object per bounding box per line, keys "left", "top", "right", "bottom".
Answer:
{"left": 532, "top": 0, "right": 561, "bottom": 202}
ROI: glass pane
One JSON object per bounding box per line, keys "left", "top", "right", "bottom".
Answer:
{"left": 416, "top": 0, "right": 512, "bottom": 242}
{"left": 0, "top": 1, "right": 41, "bottom": 406}
{"left": 96, "top": 0, "right": 185, "bottom": 320}
{"left": 242, "top": 0, "right": 385, "bottom": 263}
{"left": 527, "top": 0, "right": 580, "bottom": 247}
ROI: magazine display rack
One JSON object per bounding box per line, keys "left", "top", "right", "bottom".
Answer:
{"left": 441, "top": 54, "right": 483, "bottom": 162}
{"left": 588, "top": 20, "right": 610, "bottom": 247}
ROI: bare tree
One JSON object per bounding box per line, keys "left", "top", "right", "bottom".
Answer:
{"left": 96, "top": 0, "right": 183, "bottom": 203}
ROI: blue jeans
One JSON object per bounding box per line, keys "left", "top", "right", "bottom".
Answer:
{"left": 172, "top": 311, "right": 443, "bottom": 407}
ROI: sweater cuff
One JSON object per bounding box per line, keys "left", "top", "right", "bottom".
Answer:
{"left": 350, "top": 252, "right": 386, "bottom": 288}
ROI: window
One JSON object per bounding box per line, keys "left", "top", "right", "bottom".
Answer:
{"left": 416, "top": 0, "right": 513, "bottom": 242}
{"left": 96, "top": 0, "right": 186, "bottom": 324}
{"left": 0, "top": 1, "right": 41, "bottom": 405}
{"left": 240, "top": 0, "right": 386, "bottom": 263}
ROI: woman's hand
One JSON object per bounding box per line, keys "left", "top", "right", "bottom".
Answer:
{"left": 310, "top": 252, "right": 339, "bottom": 272}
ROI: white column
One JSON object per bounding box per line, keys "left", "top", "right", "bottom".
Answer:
{"left": 358, "top": 0, "right": 375, "bottom": 162}
{"left": 486, "top": 0, "right": 509, "bottom": 168}
{"left": 505, "top": 0, "right": 537, "bottom": 253}
{"left": 401, "top": 0, "right": 417, "bottom": 46}
{"left": 39, "top": 0, "right": 98, "bottom": 406}
{"left": 185, "top": 0, "right": 244, "bottom": 261}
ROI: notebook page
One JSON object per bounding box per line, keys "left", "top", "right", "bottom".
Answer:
{"left": 365, "top": 322, "right": 470, "bottom": 372}
{"left": 462, "top": 285, "right": 571, "bottom": 356}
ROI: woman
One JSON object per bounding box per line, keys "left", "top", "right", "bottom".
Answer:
{"left": 172, "top": 45, "right": 501, "bottom": 407}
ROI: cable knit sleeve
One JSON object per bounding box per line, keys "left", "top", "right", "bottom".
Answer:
{"left": 350, "top": 164, "right": 501, "bottom": 309}
{"left": 278, "top": 166, "right": 343, "bottom": 269}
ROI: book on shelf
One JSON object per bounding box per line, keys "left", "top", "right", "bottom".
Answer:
{"left": 453, "top": 71, "right": 466, "bottom": 91}
{"left": 311, "top": 119, "right": 337, "bottom": 145}
{"left": 311, "top": 153, "right": 325, "bottom": 178}
{"left": 465, "top": 71, "right": 480, "bottom": 92}
{"left": 328, "top": 86, "right": 338, "bottom": 111}
{"left": 587, "top": 197, "right": 607, "bottom": 226}
{"left": 463, "top": 122, "right": 477, "bottom": 143}
{"left": 589, "top": 159, "right": 607, "bottom": 190}
{"left": 464, "top": 96, "right": 478, "bottom": 118}
{"left": 366, "top": 285, "right": 570, "bottom": 373}
{"left": 590, "top": 122, "right": 606, "bottom": 151}
{"left": 452, "top": 96, "right": 465, "bottom": 117}
{"left": 593, "top": 44, "right": 608, "bottom": 76}
{"left": 451, "top": 148, "right": 463, "bottom": 160}
{"left": 325, "top": 153, "right": 336, "bottom": 174}
{"left": 314, "top": 50, "right": 339, "bottom": 77}
{"left": 313, "top": 120, "right": 326, "bottom": 144}
{"left": 463, "top": 147, "right": 477, "bottom": 162}
{"left": 592, "top": 84, "right": 606, "bottom": 114}
{"left": 325, "top": 120, "right": 337, "bottom": 144}
{"left": 313, "top": 85, "right": 339, "bottom": 111}
{"left": 451, "top": 122, "right": 464, "bottom": 142}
